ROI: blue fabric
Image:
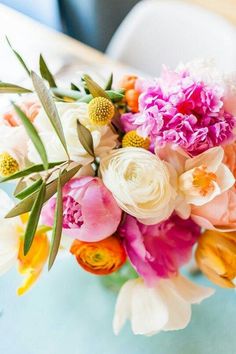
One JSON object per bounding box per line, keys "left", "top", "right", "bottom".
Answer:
{"left": 0, "top": 0, "right": 62, "bottom": 30}
{"left": 0, "top": 255, "right": 235, "bottom": 353}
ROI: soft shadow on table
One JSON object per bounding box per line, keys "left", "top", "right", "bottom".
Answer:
{"left": 0, "top": 254, "right": 235, "bottom": 354}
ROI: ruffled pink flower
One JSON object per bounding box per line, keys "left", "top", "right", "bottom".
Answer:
{"left": 121, "top": 67, "right": 236, "bottom": 155}
{"left": 119, "top": 214, "right": 200, "bottom": 285}
{"left": 42, "top": 177, "right": 122, "bottom": 241}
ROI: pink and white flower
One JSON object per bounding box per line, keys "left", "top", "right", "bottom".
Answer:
{"left": 42, "top": 177, "right": 122, "bottom": 241}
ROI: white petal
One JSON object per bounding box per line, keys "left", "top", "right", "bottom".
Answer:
{"left": 185, "top": 147, "right": 224, "bottom": 172}
{"left": 0, "top": 253, "right": 17, "bottom": 275}
{"left": 159, "top": 280, "right": 191, "bottom": 331}
{"left": 131, "top": 281, "right": 169, "bottom": 335}
{"left": 113, "top": 279, "right": 135, "bottom": 335}
{"left": 0, "top": 190, "right": 14, "bottom": 218}
{"left": 216, "top": 164, "right": 235, "bottom": 193}
{"left": 170, "top": 275, "right": 215, "bottom": 304}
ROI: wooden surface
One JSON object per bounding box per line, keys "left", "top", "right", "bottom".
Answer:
{"left": 186, "top": 0, "right": 236, "bottom": 25}
{"left": 0, "top": 4, "right": 136, "bottom": 86}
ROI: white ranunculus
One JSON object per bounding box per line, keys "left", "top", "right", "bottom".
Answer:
{"left": 28, "top": 102, "right": 118, "bottom": 165}
{"left": 100, "top": 147, "right": 177, "bottom": 225}
{"left": 0, "top": 190, "right": 20, "bottom": 275}
{"left": 113, "top": 275, "right": 214, "bottom": 336}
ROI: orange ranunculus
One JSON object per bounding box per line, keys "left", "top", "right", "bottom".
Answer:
{"left": 119, "top": 75, "right": 138, "bottom": 90}
{"left": 125, "top": 89, "right": 140, "bottom": 113}
{"left": 70, "top": 235, "right": 126, "bottom": 275}
{"left": 195, "top": 230, "right": 236, "bottom": 288}
{"left": 17, "top": 232, "right": 49, "bottom": 295}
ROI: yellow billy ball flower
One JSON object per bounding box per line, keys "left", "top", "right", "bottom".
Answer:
{"left": 0, "top": 152, "right": 19, "bottom": 177}
{"left": 195, "top": 230, "right": 236, "bottom": 288}
{"left": 122, "top": 130, "right": 150, "bottom": 149}
{"left": 88, "top": 97, "right": 115, "bottom": 126}
{"left": 70, "top": 235, "right": 126, "bottom": 275}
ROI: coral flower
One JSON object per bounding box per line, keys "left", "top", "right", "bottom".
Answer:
{"left": 119, "top": 214, "right": 200, "bottom": 284}
{"left": 42, "top": 177, "right": 122, "bottom": 241}
{"left": 157, "top": 145, "right": 235, "bottom": 219}
{"left": 191, "top": 142, "right": 236, "bottom": 231}
{"left": 17, "top": 232, "right": 49, "bottom": 295}
{"left": 113, "top": 275, "right": 214, "bottom": 335}
{"left": 195, "top": 230, "right": 236, "bottom": 288}
{"left": 70, "top": 235, "right": 126, "bottom": 275}
{"left": 3, "top": 99, "right": 40, "bottom": 126}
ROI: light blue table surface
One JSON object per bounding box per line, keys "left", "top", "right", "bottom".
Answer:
{"left": 0, "top": 184, "right": 235, "bottom": 354}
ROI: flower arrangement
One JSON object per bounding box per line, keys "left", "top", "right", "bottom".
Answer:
{"left": 0, "top": 41, "right": 236, "bottom": 336}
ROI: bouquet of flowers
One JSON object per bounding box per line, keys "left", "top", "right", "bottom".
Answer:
{"left": 0, "top": 41, "right": 235, "bottom": 336}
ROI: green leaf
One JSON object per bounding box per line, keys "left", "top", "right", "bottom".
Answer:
{"left": 0, "top": 82, "right": 32, "bottom": 94}
{"left": 0, "top": 161, "right": 64, "bottom": 183}
{"left": 104, "top": 73, "right": 113, "bottom": 90}
{"left": 6, "top": 36, "right": 30, "bottom": 76}
{"left": 78, "top": 90, "right": 124, "bottom": 103}
{"left": 39, "top": 54, "right": 57, "bottom": 88}
{"left": 12, "top": 103, "right": 48, "bottom": 170}
{"left": 5, "top": 164, "right": 81, "bottom": 218}
{"left": 31, "top": 71, "right": 69, "bottom": 158}
{"left": 76, "top": 120, "right": 94, "bottom": 157}
{"left": 23, "top": 181, "right": 46, "bottom": 255}
{"left": 14, "top": 178, "right": 27, "bottom": 196}
{"left": 51, "top": 87, "right": 82, "bottom": 100}
{"left": 48, "top": 172, "right": 63, "bottom": 270}
{"left": 83, "top": 74, "right": 110, "bottom": 100}
{"left": 15, "top": 178, "right": 43, "bottom": 200}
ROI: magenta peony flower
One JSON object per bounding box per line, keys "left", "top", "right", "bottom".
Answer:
{"left": 42, "top": 177, "right": 122, "bottom": 241}
{"left": 119, "top": 214, "right": 200, "bottom": 285}
{"left": 121, "top": 67, "right": 236, "bottom": 155}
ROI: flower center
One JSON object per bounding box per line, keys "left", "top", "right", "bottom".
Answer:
{"left": 192, "top": 165, "right": 217, "bottom": 196}
{"left": 0, "top": 152, "right": 19, "bottom": 177}
{"left": 62, "top": 196, "right": 83, "bottom": 229}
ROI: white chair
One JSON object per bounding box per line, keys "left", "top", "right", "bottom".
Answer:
{"left": 106, "top": 0, "right": 236, "bottom": 75}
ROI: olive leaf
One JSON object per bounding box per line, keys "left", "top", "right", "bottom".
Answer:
{"left": 48, "top": 172, "right": 63, "bottom": 270}
{"left": 14, "top": 178, "right": 27, "bottom": 196}
{"left": 5, "top": 164, "right": 81, "bottom": 218}
{"left": 23, "top": 181, "right": 46, "bottom": 255}
{"left": 6, "top": 36, "right": 30, "bottom": 76}
{"left": 76, "top": 120, "right": 94, "bottom": 157}
{"left": 0, "top": 82, "right": 32, "bottom": 94}
{"left": 13, "top": 103, "right": 48, "bottom": 170}
{"left": 78, "top": 90, "right": 124, "bottom": 103}
{"left": 83, "top": 74, "right": 110, "bottom": 100}
{"left": 104, "top": 73, "right": 113, "bottom": 90}
{"left": 39, "top": 54, "right": 57, "bottom": 88}
{"left": 0, "top": 161, "right": 64, "bottom": 183}
{"left": 15, "top": 178, "right": 43, "bottom": 200}
{"left": 31, "top": 71, "right": 69, "bottom": 159}
{"left": 51, "top": 87, "right": 82, "bottom": 100}
{"left": 71, "top": 83, "right": 80, "bottom": 91}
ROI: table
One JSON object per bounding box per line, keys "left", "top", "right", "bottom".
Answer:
{"left": 0, "top": 5, "right": 236, "bottom": 354}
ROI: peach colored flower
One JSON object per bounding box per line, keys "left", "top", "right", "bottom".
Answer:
{"left": 2, "top": 99, "right": 40, "bottom": 127}
{"left": 192, "top": 143, "right": 236, "bottom": 231}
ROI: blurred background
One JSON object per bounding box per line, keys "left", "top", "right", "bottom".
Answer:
{"left": 1, "top": 0, "right": 236, "bottom": 74}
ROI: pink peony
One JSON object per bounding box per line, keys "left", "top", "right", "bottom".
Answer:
{"left": 119, "top": 214, "right": 200, "bottom": 285}
{"left": 42, "top": 177, "right": 122, "bottom": 241}
{"left": 120, "top": 67, "right": 236, "bottom": 155}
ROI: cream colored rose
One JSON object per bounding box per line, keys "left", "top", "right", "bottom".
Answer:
{"left": 28, "top": 102, "right": 118, "bottom": 165}
{"left": 100, "top": 147, "right": 177, "bottom": 225}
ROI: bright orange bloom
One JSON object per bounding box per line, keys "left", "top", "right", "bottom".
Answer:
{"left": 17, "top": 232, "right": 49, "bottom": 295}
{"left": 70, "top": 235, "right": 126, "bottom": 275}
{"left": 119, "top": 75, "right": 138, "bottom": 90}
{"left": 125, "top": 89, "right": 140, "bottom": 113}
{"left": 195, "top": 230, "right": 236, "bottom": 288}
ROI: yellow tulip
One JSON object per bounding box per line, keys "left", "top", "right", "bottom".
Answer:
{"left": 195, "top": 230, "right": 236, "bottom": 288}
{"left": 17, "top": 232, "right": 49, "bottom": 295}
